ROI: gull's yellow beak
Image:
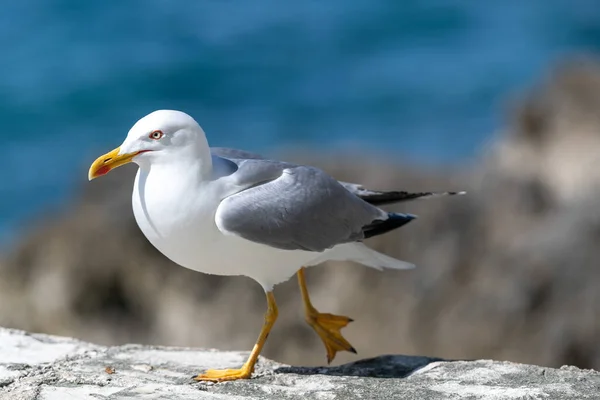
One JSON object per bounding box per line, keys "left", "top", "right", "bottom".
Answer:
{"left": 88, "top": 146, "right": 138, "bottom": 181}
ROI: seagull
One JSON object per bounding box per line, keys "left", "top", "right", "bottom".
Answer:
{"left": 88, "top": 110, "right": 464, "bottom": 382}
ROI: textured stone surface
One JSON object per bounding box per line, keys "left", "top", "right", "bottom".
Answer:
{"left": 2, "top": 327, "right": 599, "bottom": 399}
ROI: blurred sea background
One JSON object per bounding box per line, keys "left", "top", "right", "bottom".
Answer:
{"left": 3, "top": 1, "right": 599, "bottom": 240}
{"left": 2, "top": 1, "right": 600, "bottom": 371}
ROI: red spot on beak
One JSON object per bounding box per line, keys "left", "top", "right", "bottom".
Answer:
{"left": 95, "top": 165, "right": 111, "bottom": 177}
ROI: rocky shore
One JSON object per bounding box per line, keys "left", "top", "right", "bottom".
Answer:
{"left": 2, "top": 327, "right": 599, "bottom": 399}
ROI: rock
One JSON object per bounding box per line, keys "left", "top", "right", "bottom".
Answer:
{"left": 1, "top": 328, "right": 598, "bottom": 400}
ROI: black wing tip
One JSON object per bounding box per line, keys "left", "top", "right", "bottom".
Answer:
{"left": 359, "top": 190, "right": 466, "bottom": 205}
{"left": 363, "top": 212, "right": 416, "bottom": 239}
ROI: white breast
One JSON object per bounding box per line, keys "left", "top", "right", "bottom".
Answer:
{"left": 131, "top": 168, "right": 318, "bottom": 290}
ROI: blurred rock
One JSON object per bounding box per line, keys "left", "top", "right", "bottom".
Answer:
{"left": 2, "top": 327, "right": 598, "bottom": 400}
{"left": 2, "top": 59, "right": 600, "bottom": 372}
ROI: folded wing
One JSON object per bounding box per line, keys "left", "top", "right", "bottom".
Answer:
{"left": 215, "top": 161, "right": 393, "bottom": 252}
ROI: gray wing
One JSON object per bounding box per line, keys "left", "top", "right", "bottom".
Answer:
{"left": 215, "top": 160, "right": 388, "bottom": 252}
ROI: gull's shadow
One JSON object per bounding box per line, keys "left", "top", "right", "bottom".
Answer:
{"left": 275, "top": 355, "right": 452, "bottom": 379}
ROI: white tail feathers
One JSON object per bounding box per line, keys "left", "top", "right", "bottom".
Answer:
{"left": 308, "top": 242, "right": 415, "bottom": 270}
{"left": 364, "top": 246, "right": 415, "bottom": 270}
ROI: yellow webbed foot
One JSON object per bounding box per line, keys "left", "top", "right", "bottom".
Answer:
{"left": 193, "top": 366, "right": 252, "bottom": 382}
{"left": 306, "top": 310, "right": 356, "bottom": 364}
{"left": 297, "top": 267, "right": 357, "bottom": 363}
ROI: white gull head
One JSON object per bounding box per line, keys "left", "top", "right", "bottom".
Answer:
{"left": 120, "top": 110, "right": 210, "bottom": 166}
{"left": 88, "top": 110, "right": 211, "bottom": 180}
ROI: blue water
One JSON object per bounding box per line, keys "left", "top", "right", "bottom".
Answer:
{"left": 1, "top": 1, "right": 600, "bottom": 238}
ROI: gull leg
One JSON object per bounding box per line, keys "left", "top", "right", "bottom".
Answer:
{"left": 297, "top": 267, "right": 356, "bottom": 364}
{"left": 194, "top": 291, "right": 278, "bottom": 382}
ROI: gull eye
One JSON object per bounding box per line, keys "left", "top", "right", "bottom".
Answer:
{"left": 149, "top": 130, "right": 164, "bottom": 140}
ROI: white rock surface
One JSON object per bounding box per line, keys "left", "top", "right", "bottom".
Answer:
{"left": 1, "top": 327, "right": 599, "bottom": 399}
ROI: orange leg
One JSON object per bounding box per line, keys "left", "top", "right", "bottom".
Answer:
{"left": 193, "top": 291, "right": 278, "bottom": 382}
{"left": 297, "top": 267, "right": 356, "bottom": 363}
